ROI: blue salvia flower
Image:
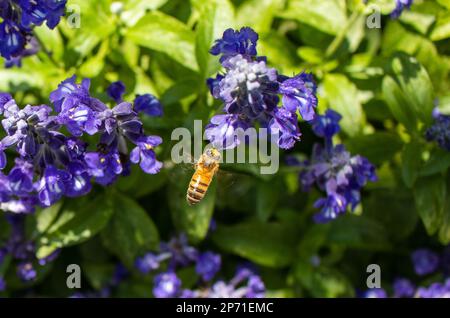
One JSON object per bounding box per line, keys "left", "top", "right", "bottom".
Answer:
{"left": 393, "top": 278, "right": 415, "bottom": 298}
{"left": 187, "top": 266, "right": 266, "bottom": 298}
{"left": 425, "top": 108, "right": 450, "bottom": 151}
{"left": 391, "top": 0, "right": 414, "bottom": 19}
{"left": 153, "top": 272, "right": 182, "bottom": 298}
{"left": 106, "top": 81, "right": 126, "bottom": 103}
{"left": 134, "top": 234, "right": 265, "bottom": 299}
{"left": 0, "top": 0, "right": 67, "bottom": 66}
{"left": 411, "top": 248, "right": 440, "bottom": 276}
{"left": 195, "top": 251, "right": 221, "bottom": 282}
{"left": 416, "top": 280, "right": 450, "bottom": 298}
{"left": 0, "top": 76, "right": 163, "bottom": 213}
{"left": 359, "top": 245, "right": 450, "bottom": 298}
{"left": 360, "top": 288, "right": 387, "bottom": 298}
{"left": 291, "top": 109, "right": 376, "bottom": 223}
{"left": 205, "top": 27, "right": 318, "bottom": 150}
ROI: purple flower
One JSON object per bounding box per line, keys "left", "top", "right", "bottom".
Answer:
{"left": 205, "top": 114, "right": 251, "bottom": 150}
{"left": 63, "top": 162, "right": 92, "bottom": 197}
{"left": 425, "top": 108, "right": 450, "bottom": 151}
{"left": 279, "top": 72, "right": 317, "bottom": 121}
{"left": 393, "top": 278, "right": 415, "bottom": 298}
{"left": 134, "top": 94, "right": 163, "bottom": 117}
{"left": 268, "top": 107, "right": 301, "bottom": 149}
{"left": 37, "top": 165, "right": 70, "bottom": 206}
{"left": 135, "top": 252, "right": 162, "bottom": 274}
{"left": 129, "top": 135, "right": 163, "bottom": 174}
{"left": 160, "top": 234, "right": 198, "bottom": 269}
{"left": 216, "top": 54, "right": 279, "bottom": 119}
{"left": 19, "top": 0, "right": 67, "bottom": 29}
{"left": 246, "top": 275, "right": 265, "bottom": 298}
{"left": 361, "top": 288, "right": 387, "bottom": 298}
{"left": 196, "top": 252, "right": 221, "bottom": 281}
{"left": 0, "top": 92, "right": 12, "bottom": 114}
{"left": 205, "top": 27, "right": 317, "bottom": 151}
{"left": 0, "top": 20, "right": 27, "bottom": 59}
{"left": 37, "top": 249, "right": 60, "bottom": 266}
{"left": 295, "top": 110, "right": 377, "bottom": 223}
{"left": 0, "top": 1, "right": 67, "bottom": 65}
{"left": 17, "top": 261, "right": 37, "bottom": 281}
{"left": 391, "top": 0, "right": 414, "bottom": 19}
{"left": 311, "top": 109, "right": 342, "bottom": 140}
{"left": 84, "top": 150, "right": 123, "bottom": 186}
{"left": 210, "top": 27, "right": 258, "bottom": 63}
{"left": 107, "top": 81, "right": 126, "bottom": 103}
{"left": 313, "top": 193, "right": 347, "bottom": 223}
{"left": 153, "top": 272, "right": 182, "bottom": 298}
{"left": 412, "top": 249, "right": 440, "bottom": 276}
{"left": 416, "top": 279, "right": 450, "bottom": 298}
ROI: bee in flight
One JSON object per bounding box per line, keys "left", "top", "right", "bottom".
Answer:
{"left": 186, "top": 147, "right": 221, "bottom": 206}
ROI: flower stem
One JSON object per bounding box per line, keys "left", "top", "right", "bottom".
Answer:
{"left": 325, "top": 11, "right": 361, "bottom": 59}
{"left": 33, "top": 32, "right": 62, "bottom": 69}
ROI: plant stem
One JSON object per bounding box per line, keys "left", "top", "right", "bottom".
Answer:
{"left": 325, "top": 11, "right": 361, "bottom": 59}
{"left": 34, "top": 32, "right": 62, "bottom": 69}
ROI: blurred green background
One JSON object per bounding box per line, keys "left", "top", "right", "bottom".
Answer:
{"left": 1, "top": 0, "right": 450, "bottom": 297}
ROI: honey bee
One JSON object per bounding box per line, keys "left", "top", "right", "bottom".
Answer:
{"left": 186, "top": 147, "right": 221, "bottom": 205}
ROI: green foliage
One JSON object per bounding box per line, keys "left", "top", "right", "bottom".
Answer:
{"left": 1, "top": 0, "right": 450, "bottom": 298}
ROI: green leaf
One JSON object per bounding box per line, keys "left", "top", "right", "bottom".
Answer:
{"left": 122, "top": 0, "right": 169, "bottom": 27}
{"left": 420, "top": 149, "right": 450, "bottom": 176}
{"left": 212, "top": 222, "right": 298, "bottom": 268}
{"left": 399, "top": 12, "right": 436, "bottom": 35}
{"left": 126, "top": 11, "right": 199, "bottom": 71}
{"left": 385, "top": 53, "right": 434, "bottom": 126}
{"left": 414, "top": 175, "right": 446, "bottom": 235}
{"left": 168, "top": 166, "right": 216, "bottom": 242}
{"left": 382, "top": 75, "right": 418, "bottom": 132}
{"left": 327, "top": 215, "right": 391, "bottom": 251}
{"left": 280, "top": 0, "right": 346, "bottom": 35}
{"left": 344, "top": 132, "right": 403, "bottom": 165}
{"left": 401, "top": 141, "right": 423, "bottom": 188}
{"left": 33, "top": 26, "right": 64, "bottom": 62}
{"left": 431, "top": 13, "right": 450, "bottom": 41}
{"left": 101, "top": 194, "right": 159, "bottom": 267}
{"left": 236, "top": 0, "right": 284, "bottom": 34}
{"left": 195, "top": 0, "right": 235, "bottom": 79}
{"left": 256, "top": 181, "right": 279, "bottom": 222}
{"left": 364, "top": 190, "right": 418, "bottom": 241}
{"left": 37, "top": 195, "right": 113, "bottom": 259}
{"left": 294, "top": 262, "right": 354, "bottom": 297}
{"left": 36, "top": 202, "right": 63, "bottom": 234}
{"left": 323, "top": 74, "right": 365, "bottom": 137}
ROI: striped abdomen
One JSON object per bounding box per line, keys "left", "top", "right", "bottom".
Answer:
{"left": 186, "top": 170, "right": 214, "bottom": 205}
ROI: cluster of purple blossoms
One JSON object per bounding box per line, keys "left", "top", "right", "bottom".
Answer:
{"left": 289, "top": 109, "right": 377, "bottom": 223}
{"left": 0, "top": 0, "right": 67, "bottom": 67}
{"left": 0, "top": 76, "right": 163, "bottom": 213}
{"left": 205, "top": 27, "right": 317, "bottom": 150}
{"left": 134, "top": 234, "right": 265, "bottom": 298}
{"left": 361, "top": 247, "right": 450, "bottom": 298}
{"left": 0, "top": 214, "right": 60, "bottom": 290}
{"left": 391, "top": 0, "right": 414, "bottom": 19}
{"left": 425, "top": 108, "right": 450, "bottom": 151}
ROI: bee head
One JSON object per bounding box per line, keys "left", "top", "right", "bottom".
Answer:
{"left": 205, "top": 147, "right": 221, "bottom": 162}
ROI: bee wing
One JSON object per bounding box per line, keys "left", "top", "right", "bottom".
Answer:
{"left": 215, "top": 169, "right": 236, "bottom": 190}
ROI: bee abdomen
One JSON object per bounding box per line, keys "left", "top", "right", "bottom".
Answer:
{"left": 186, "top": 173, "right": 211, "bottom": 205}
